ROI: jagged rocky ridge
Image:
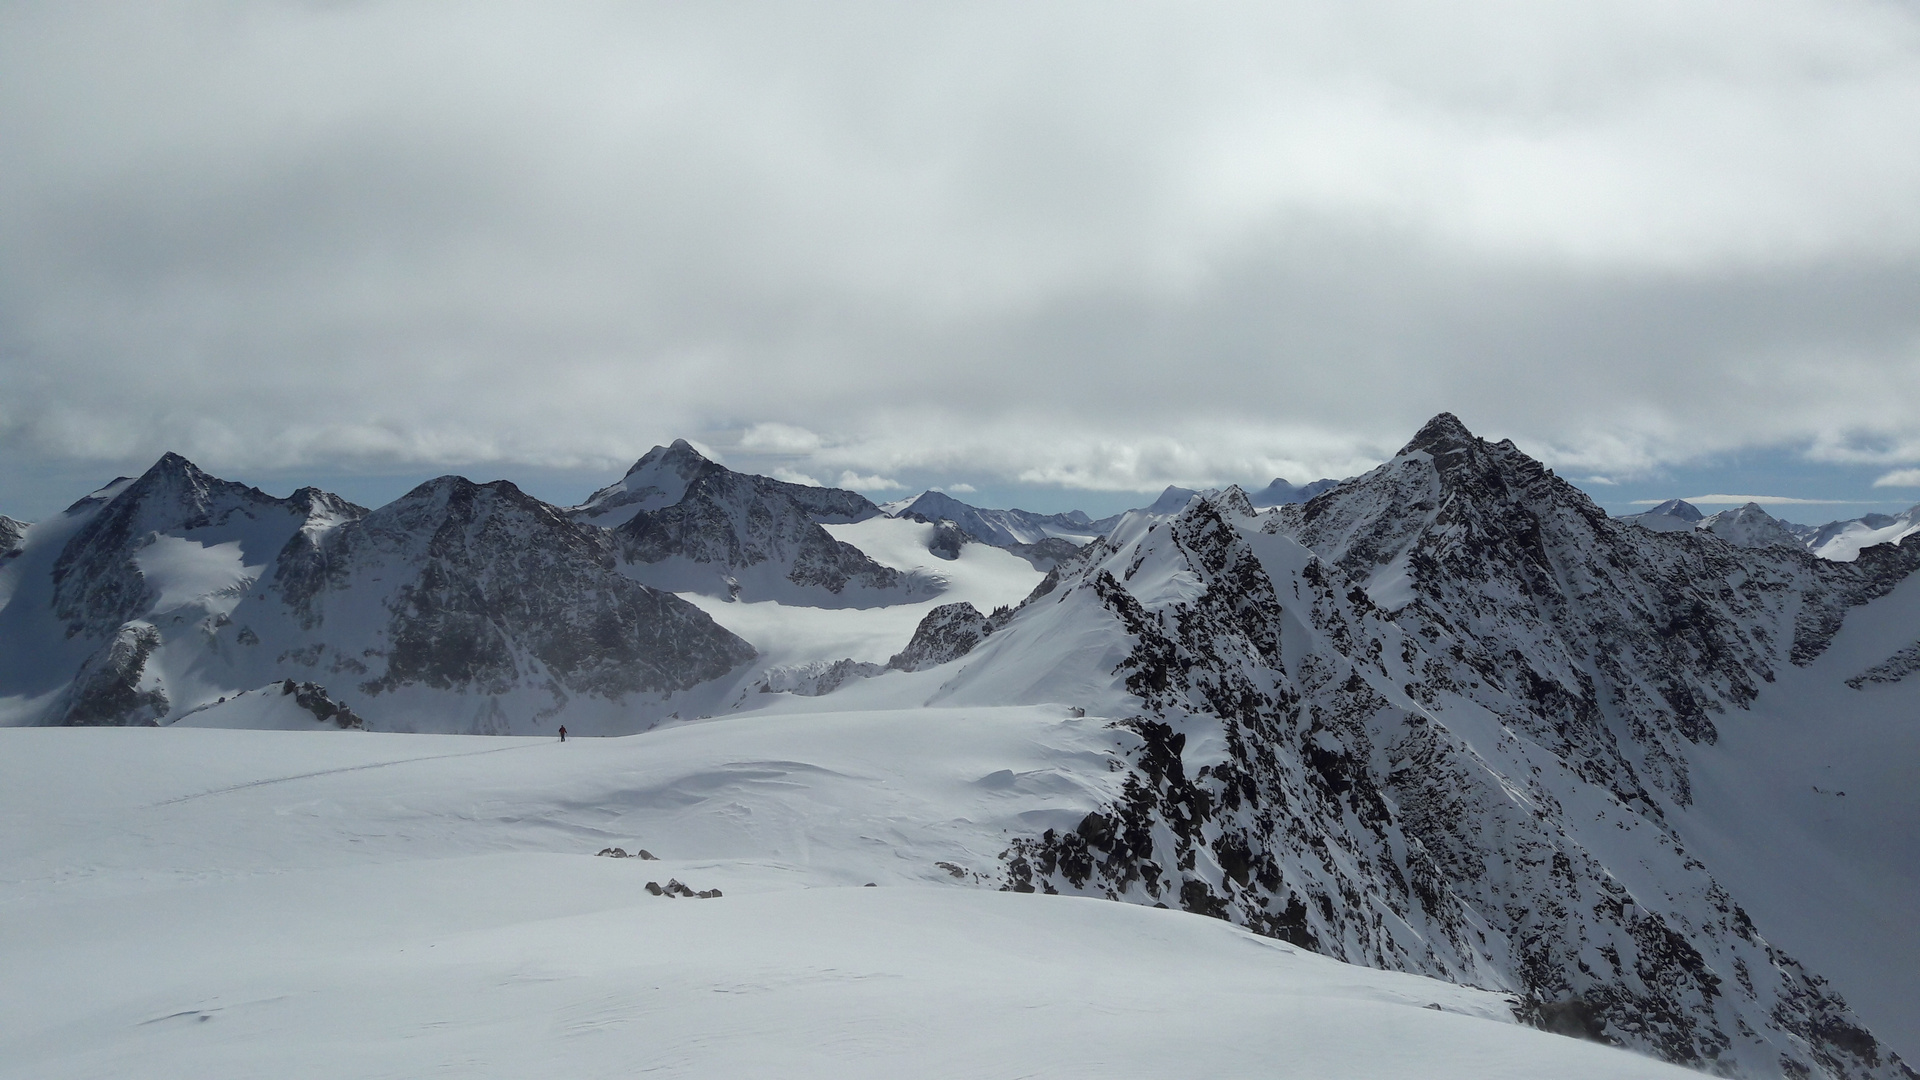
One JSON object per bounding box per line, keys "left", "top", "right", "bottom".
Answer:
{"left": 888, "top": 600, "right": 1011, "bottom": 672}
{"left": 0, "top": 453, "right": 755, "bottom": 731}
{"left": 0, "top": 514, "right": 27, "bottom": 559}
{"left": 912, "top": 416, "right": 1916, "bottom": 1079}
{"left": 576, "top": 440, "right": 932, "bottom": 606}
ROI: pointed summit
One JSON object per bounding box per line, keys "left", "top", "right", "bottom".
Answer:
{"left": 148, "top": 450, "right": 201, "bottom": 475}
{"left": 1144, "top": 485, "right": 1200, "bottom": 515}
{"left": 1645, "top": 498, "right": 1704, "bottom": 522}
{"left": 574, "top": 441, "right": 721, "bottom": 528}
{"left": 624, "top": 439, "right": 713, "bottom": 478}
{"left": 1700, "top": 502, "right": 1803, "bottom": 550}
{"left": 1400, "top": 412, "right": 1478, "bottom": 459}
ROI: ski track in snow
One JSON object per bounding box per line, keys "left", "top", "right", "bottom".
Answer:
{"left": 146, "top": 741, "right": 544, "bottom": 807}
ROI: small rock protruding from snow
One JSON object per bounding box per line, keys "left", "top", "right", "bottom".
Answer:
{"left": 645, "top": 879, "right": 721, "bottom": 899}
{"left": 280, "top": 678, "right": 366, "bottom": 729}
{"left": 927, "top": 519, "right": 970, "bottom": 560}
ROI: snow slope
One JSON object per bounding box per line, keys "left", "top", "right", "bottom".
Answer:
{"left": 679, "top": 516, "right": 1045, "bottom": 700}
{"left": 0, "top": 722, "right": 1706, "bottom": 1080}
{"left": 1674, "top": 566, "right": 1920, "bottom": 1063}
{"left": 1805, "top": 505, "right": 1920, "bottom": 562}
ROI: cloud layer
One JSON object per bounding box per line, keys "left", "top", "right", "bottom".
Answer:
{"left": 3, "top": 1, "right": 1919, "bottom": 497}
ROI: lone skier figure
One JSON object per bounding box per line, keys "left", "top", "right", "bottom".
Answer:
{"left": 557, "top": 725, "right": 567, "bottom": 742}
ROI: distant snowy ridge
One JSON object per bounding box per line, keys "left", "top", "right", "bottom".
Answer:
{"left": 1249, "top": 476, "right": 1338, "bottom": 507}
{"left": 882, "top": 476, "right": 1337, "bottom": 552}
{"left": 884, "top": 489, "right": 1104, "bottom": 547}
{"left": 1621, "top": 497, "right": 1920, "bottom": 563}
{"left": 1804, "top": 504, "right": 1920, "bottom": 562}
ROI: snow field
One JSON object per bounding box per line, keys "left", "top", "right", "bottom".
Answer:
{"left": 0, "top": 719, "right": 1705, "bottom": 1079}
{"left": 686, "top": 516, "right": 1043, "bottom": 673}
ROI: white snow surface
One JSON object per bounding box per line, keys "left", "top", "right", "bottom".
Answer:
{"left": 0, "top": 719, "right": 1705, "bottom": 1080}
{"left": 1807, "top": 505, "right": 1920, "bottom": 562}
{"left": 685, "top": 516, "right": 1042, "bottom": 683}
{"left": 132, "top": 535, "right": 259, "bottom": 614}
{"left": 1675, "top": 566, "right": 1920, "bottom": 1062}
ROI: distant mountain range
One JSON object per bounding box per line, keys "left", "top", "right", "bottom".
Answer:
{"left": 1621, "top": 497, "right": 1920, "bottom": 561}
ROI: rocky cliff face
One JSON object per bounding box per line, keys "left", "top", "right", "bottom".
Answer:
{"left": 1269, "top": 413, "right": 1920, "bottom": 807}
{"left": 918, "top": 418, "right": 1916, "bottom": 1079}
{"left": 0, "top": 454, "right": 755, "bottom": 732}
{"left": 595, "top": 444, "right": 930, "bottom": 606}
{"left": 889, "top": 602, "right": 1000, "bottom": 672}
{"left": 278, "top": 474, "right": 756, "bottom": 703}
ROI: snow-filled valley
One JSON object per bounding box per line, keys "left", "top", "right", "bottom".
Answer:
{"left": 3, "top": 415, "right": 1919, "bottom": 1079}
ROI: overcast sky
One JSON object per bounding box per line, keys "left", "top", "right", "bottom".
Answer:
{"left": 4, "top": 1, "right": 1920, "bottom": 521}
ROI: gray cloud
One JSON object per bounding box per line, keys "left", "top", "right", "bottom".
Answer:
{"left": 3, "top": 0, "right": 1919, "bottom": 505}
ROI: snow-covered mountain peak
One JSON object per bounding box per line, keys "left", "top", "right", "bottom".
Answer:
{"left": 0, "top": 514, "right": 27, "bottom": 556}
{"left": 1143, "top": 485, "right": 1200, "bottom": 515}
{"left": 1700, "top": 501, "right": 1805, "bottom": 550}
{"left": 1649, "top": 498, "right": 1704, "bottom": 521}
{"left": 571, "top": 440, "right": 717, "bottom": 527}
{"left": 1398, "top": 410, "right": 1478, "bottom": 460}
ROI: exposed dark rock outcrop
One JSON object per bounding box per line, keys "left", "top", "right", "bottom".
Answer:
{"left": 584, "top": 443, "right": 911, "bottom": 604}
{"left": 4, "top": 452, "right": 755, "bottom": 731}
{"left": 61, "top": 623, "right": 169, "bottom": 725}
{"left": 0, "top": 514, "right": 27, "bottom": 560}
{"left": 889, "top": 602, "right": 996, "bottom": 672}
{"left": 285, "top": 475, "right": 756, "bottom": 699}
{"left": 979, "top": 419, "right": 1917, "bottom": 1080}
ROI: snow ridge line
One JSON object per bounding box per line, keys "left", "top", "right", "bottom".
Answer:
{"left": 145, "top": 743, "right": 542, "bottom": 807}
